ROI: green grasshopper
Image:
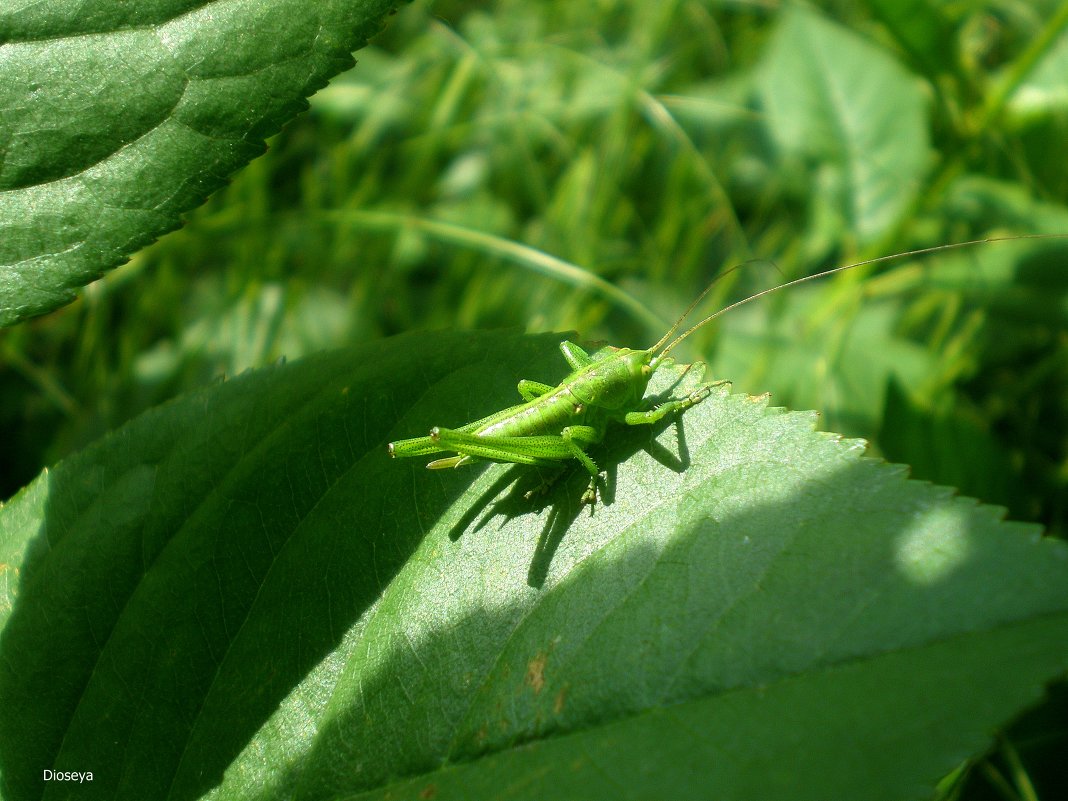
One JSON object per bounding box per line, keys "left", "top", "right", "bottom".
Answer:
{"left": 388, "top": 237, "right": 1049, "bottom": 504}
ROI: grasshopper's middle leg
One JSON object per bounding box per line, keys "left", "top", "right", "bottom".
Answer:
{"left": 559, "top": 341, "right": 594, "bottom": 370}
{"left": 517, "top": 379, "right": 555, "bottom": 402}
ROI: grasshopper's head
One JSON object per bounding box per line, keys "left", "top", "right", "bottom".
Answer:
{"left": 626, "top": 347, "right": 657, "bottom": 382}
{"left": 625, "top": 347, "right": 669, "bottom": 406}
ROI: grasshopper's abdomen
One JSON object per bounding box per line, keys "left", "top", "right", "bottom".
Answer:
{"left": 478, "top": 385, "right": 588, "bottom": 438}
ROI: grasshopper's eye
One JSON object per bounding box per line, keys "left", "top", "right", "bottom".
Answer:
{"left": 641, "top": 364, "right": 652, "bottom": 377}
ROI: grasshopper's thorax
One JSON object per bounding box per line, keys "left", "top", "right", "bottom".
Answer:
{"left": 568, "top": 347, "right": 655, "bottom": 410}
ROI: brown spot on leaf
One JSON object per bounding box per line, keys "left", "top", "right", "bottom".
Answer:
{"left": 419, "top": 785, "right": 437, "bottom": 799}
{"left": 526, "top": 652, "right": 548, "bottom": 695}
{"left": 554, "top": 685, "right": 568, "bottom": 714}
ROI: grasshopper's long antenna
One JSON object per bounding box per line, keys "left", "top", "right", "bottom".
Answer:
{"left": 648, "top": 260, "right": 775, "bottom": 354}
{"left": 657, "top": 234, "right": 1066, "bottom": 359}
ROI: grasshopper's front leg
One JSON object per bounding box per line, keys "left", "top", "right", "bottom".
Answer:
{"left": 621, "top": 381, "right": 726, "bottom": 426}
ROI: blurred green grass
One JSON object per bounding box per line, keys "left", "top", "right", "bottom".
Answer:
{"left": 7, "top": 1, "right": 1067, "bottom": 525}
{"left": 2, "top": 1, "right": 1068, "bottom": 797}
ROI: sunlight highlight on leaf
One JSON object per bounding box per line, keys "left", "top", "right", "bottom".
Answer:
{"left": 894, "top": 505, "right": 972, "bottom": 584}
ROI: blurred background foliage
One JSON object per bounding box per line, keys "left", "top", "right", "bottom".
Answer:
{"left": 1, "top": 1, "right": 1067, "bottom": 794}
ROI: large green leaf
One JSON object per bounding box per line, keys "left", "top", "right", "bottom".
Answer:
{"left": 0, "top": 0, "right": 403, "bottom": 327}
{"left": 758, "top": 6, "right": 931, "bottom": 243}
{"left": 2, "top": 332, "right": 1067, "bottom": 801}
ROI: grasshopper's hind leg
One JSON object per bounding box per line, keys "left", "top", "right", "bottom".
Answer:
{"left": 428, "top": 424, "right": 606, "bottom": 504}
{"left": 560, "top": 425, "right": 603, "bottom": 504}
{"left": 429, "top": 427, "right": 561, "bottom": 465}
{"left": 388, "top": 402, "right": 529, "bottom": 459}
{"left": 520, "top": 425, "right": 606, "bottom": 502}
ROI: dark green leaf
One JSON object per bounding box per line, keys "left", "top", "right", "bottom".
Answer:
{"left": 868, "top": 0, "right": 954, "bottom": 77}
{"left": 879, "top": 377, "right": 1021, "bottom": 513}
{"left": 0, "top": 0, "right": 404, "bottom": 326}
